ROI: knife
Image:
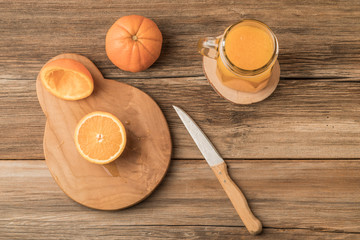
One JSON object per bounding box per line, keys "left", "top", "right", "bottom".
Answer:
{"left": 173, "top": 105, "right": 262, "bottom": 235}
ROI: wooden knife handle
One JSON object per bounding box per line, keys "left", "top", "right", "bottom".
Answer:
{"left": 211, "top": 162, "right": 262, "bottom": 235}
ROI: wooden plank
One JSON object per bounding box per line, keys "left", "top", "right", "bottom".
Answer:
{"left": 1, "top": 1, "right": 360, "bottom": 160}
{"left": 1, "top": 77, "right": 360, "bottom": 159}
{"left": 2, "top": 225, "right": 359, "bottom": 240}
{"left": 1, "top": 160, "right": 359, "bottom": 234}
{"left": 0, "top": 0, "right": 359, "bottom": 80}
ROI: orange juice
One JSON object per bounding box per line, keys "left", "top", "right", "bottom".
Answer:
{"left": 216, "top": 21, "right": 277, "bottom": 92}
{"left": 225, "top": 25, "right": 273, "bottom": 71}
{"left": 198, "top": 20, "right": 278, "bottom": 93}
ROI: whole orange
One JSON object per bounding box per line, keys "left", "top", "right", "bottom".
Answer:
{"left": 105, "top": 15, "right": 163, "bottom": 73}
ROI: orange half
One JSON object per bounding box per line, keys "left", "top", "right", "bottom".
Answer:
{"left": 40, "top": 58, "right": 94, "bottom": 100}
{"left": 74, "top": 111, "right": 127, "bottom": 164}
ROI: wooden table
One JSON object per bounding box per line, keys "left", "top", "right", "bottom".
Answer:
{"left": 1, "top": 1, "right": 360, "bottom": 239}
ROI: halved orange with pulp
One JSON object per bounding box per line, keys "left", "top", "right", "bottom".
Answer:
{"left": 40, "top": 58, "right": 94, "bottom": 100}
{"left": 74, "top": 111, "right": 127, "bottom": 164}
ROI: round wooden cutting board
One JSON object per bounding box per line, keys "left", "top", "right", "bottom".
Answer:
{"left": 36, "top": 54, "right": 172, "bottom": 210}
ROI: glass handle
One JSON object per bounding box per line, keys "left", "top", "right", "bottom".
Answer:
{"left": 198, "top": 37, "right": 220, "bottom": 59}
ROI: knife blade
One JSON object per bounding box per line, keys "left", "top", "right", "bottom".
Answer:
{"left": 173, "top": 105, "right": 223, "bottom": 167}
{"left": 173, "top": 105, "right": 262, "bottom": 235}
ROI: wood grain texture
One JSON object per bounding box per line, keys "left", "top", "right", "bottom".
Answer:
{"left": 212, "top": 162, "right": 262, "bottom": 235}
{"left": 0, "top": 0, "right": 360, "bottom": 80}
{"left": 36, "top": 54, "right": 171, "bottom": 210}
{"left": 1, "top": 0, "right": 360, "bottom": 160}
{"left": 1, "top": 0, "right": 360, "bottom": 239}
{"left": 2, "top": 76, "right": 360, "bottom": 159}
{"left": 1, "top": 160, "right": 359, "bottom": 234}
{"left": 2, "top": 226, "right": 359, "bottom": 240}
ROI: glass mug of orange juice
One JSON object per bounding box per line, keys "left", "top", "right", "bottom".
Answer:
{"left": 198, "top": 19, "right": 279, "bottom": 93}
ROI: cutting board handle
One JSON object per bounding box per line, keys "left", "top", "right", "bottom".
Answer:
{"left": 212, "top": 162, "right": 262, "bottom": 235}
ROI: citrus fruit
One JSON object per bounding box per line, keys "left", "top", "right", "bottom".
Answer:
{"left": 74, "top": 111, "right": 127, "bottom": 164}
{"left": 105, "top": 15, "right": 163, "bottom": 72}
{"left": 40, "top": 58, "right": 94, "bottom": 100}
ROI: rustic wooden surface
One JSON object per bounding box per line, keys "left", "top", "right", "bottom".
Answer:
{"left": 1, "top": 0, "right": 360, "bottom": 239}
